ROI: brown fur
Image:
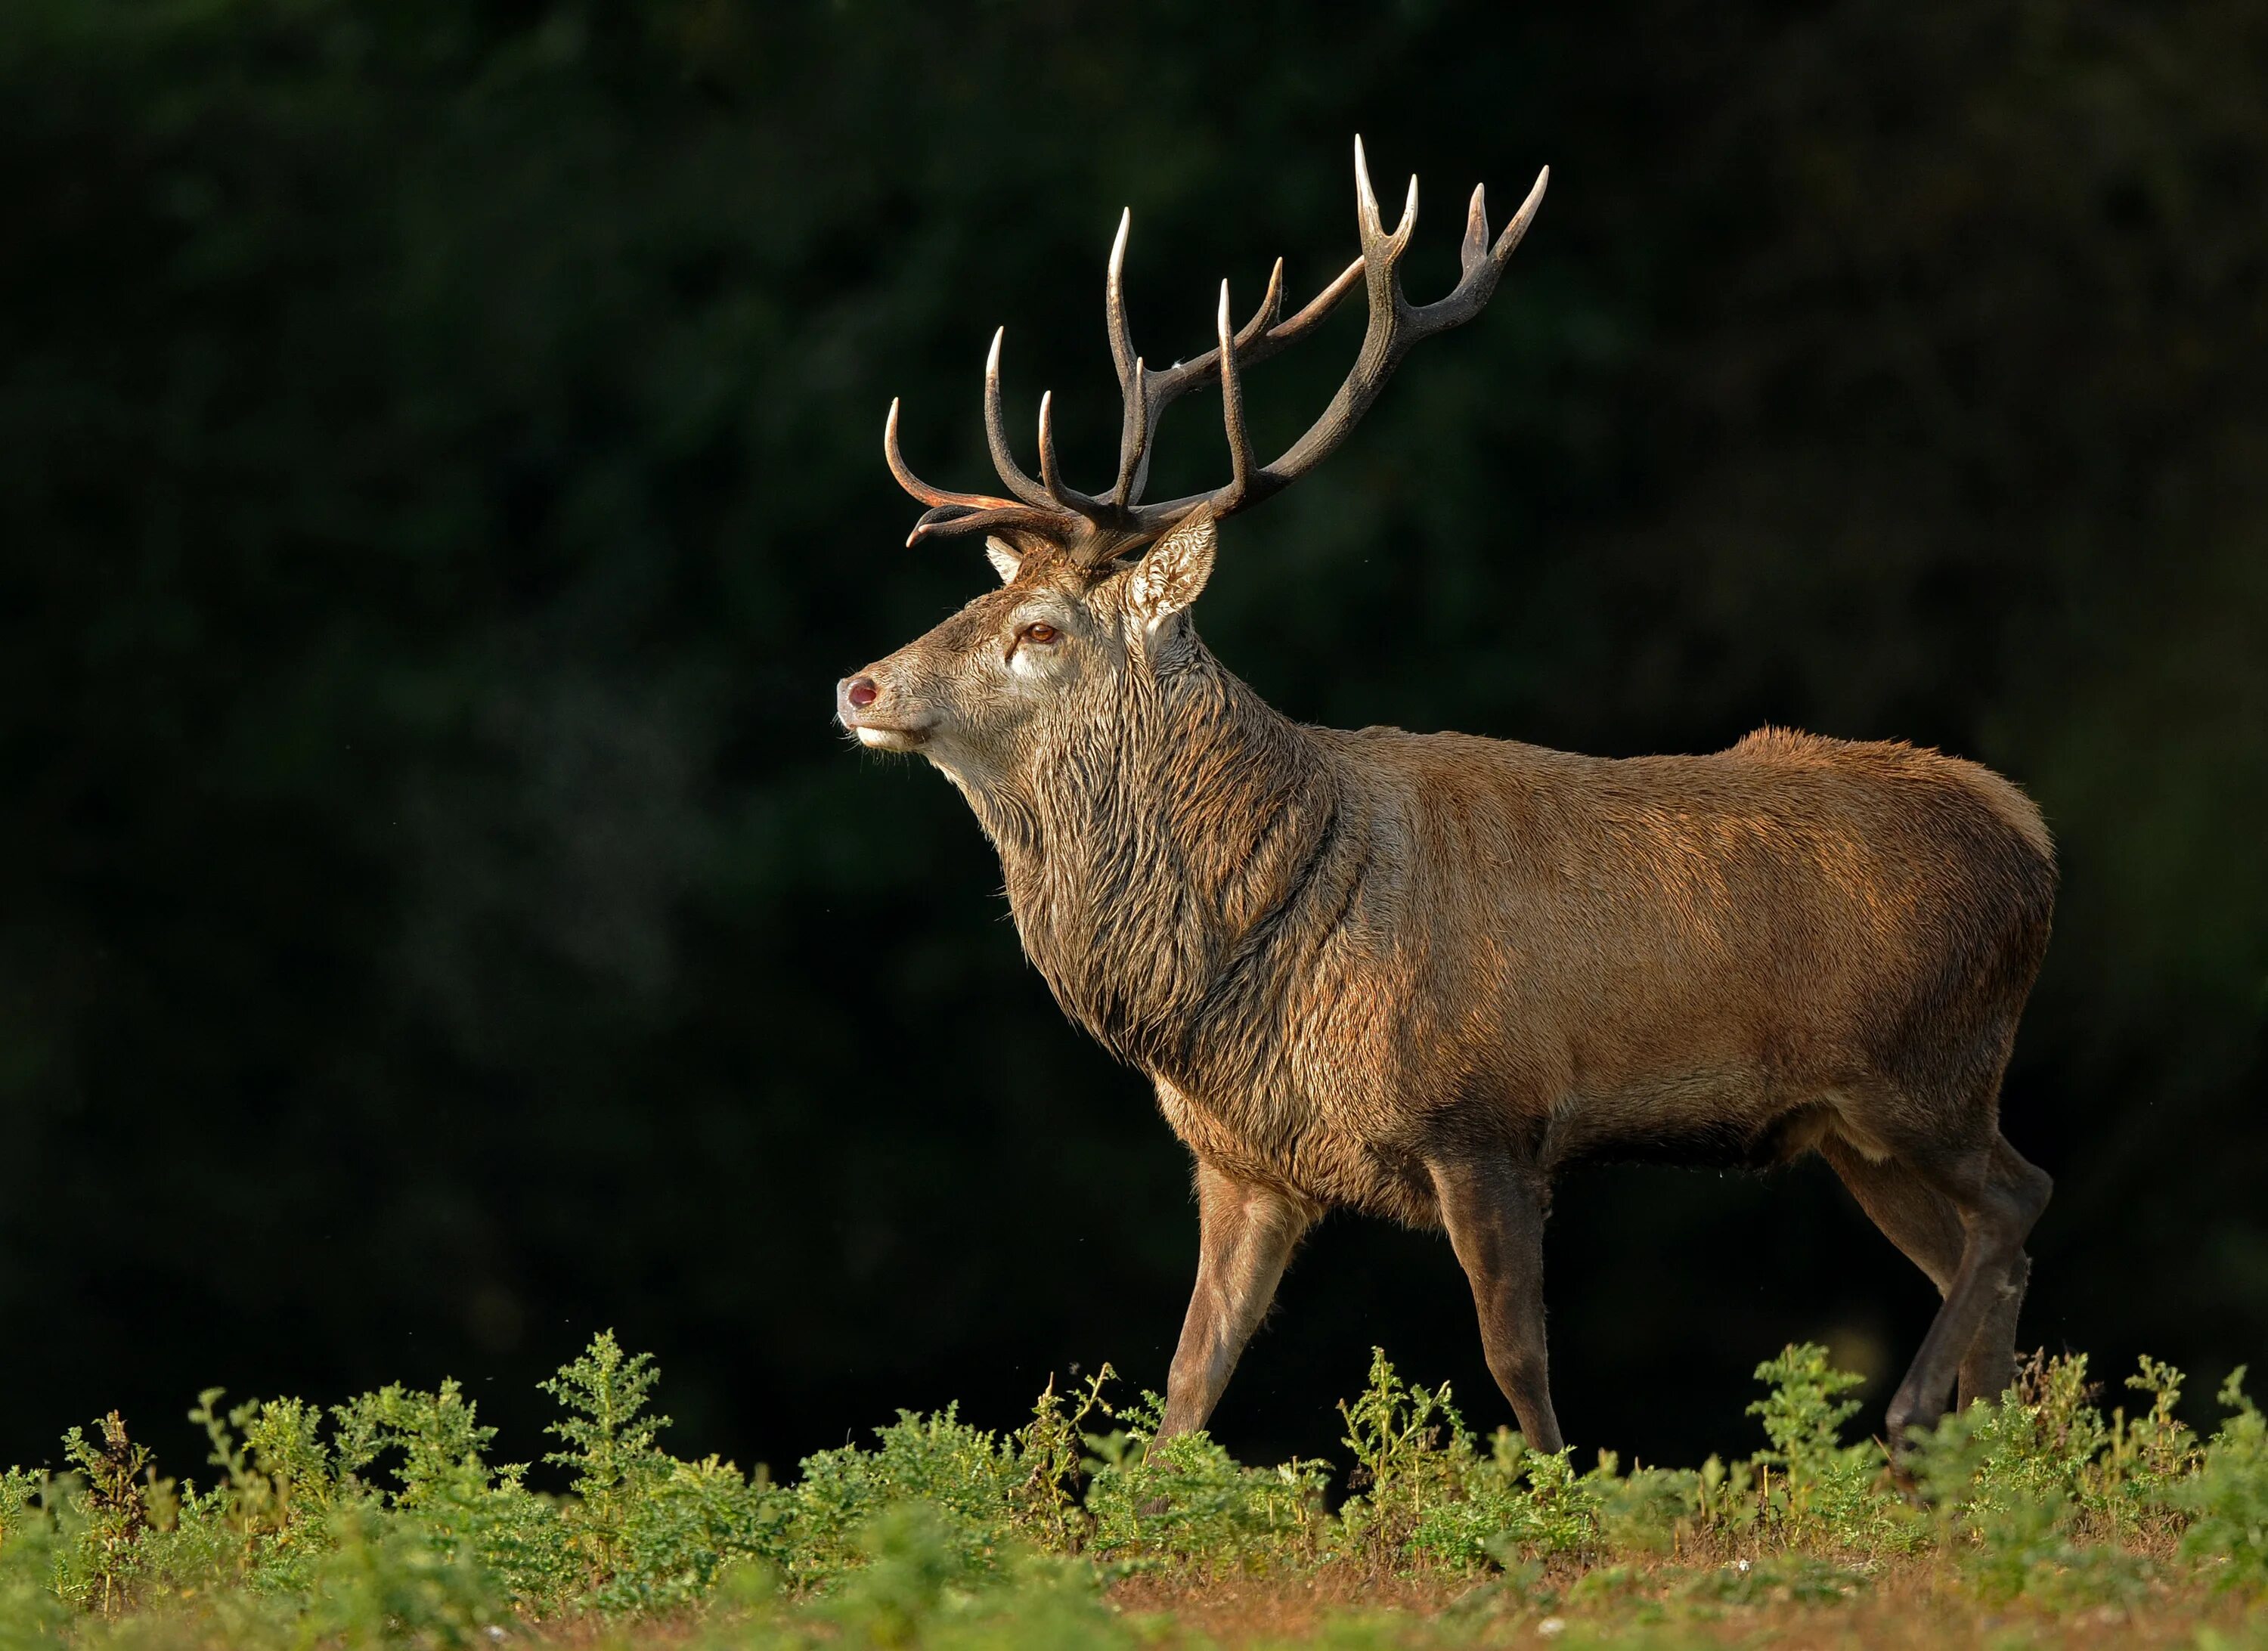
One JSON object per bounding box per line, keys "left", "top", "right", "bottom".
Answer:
{"left": 837, "top": 519, "right": 2056, "bottom": 1456}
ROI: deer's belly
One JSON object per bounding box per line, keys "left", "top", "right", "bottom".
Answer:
{"left": 1535, "top": 1065, "right": 1891, "bottom": 1172}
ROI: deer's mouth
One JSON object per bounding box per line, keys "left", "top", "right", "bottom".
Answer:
{"left": 842, "top": 714, "right": 934, "bottom": 751}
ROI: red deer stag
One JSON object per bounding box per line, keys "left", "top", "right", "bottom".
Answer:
{"left": 835, "top": 140, "right": 2054, "bottom": 1458}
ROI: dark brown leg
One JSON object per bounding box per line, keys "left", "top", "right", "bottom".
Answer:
{"left": 1966, "top": 1137, "right": 2044, "bottom": 1406}
{"left": 1430, "top": 1156, "right": 1564, "bottom": 1454}
{"left": 1880, "top": 1132, "right": 2052, "bottom": 1450}
{"left": 1155, "top": 1159, "right": 1311, "bottom": 1441}
{"left": 1818, "top": 1135, "right": 2033, "bottom": 1408}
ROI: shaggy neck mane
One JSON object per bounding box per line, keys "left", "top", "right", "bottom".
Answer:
{"left": 968, "top": 640, "right": 1341, "bottom": 1082}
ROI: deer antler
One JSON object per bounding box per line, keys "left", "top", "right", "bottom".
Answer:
{"left": 883, "top": 138, "right": 1548, "bottom": 557}
{"left": 1106, "top": 215, "right": 1367, "bottom": 511}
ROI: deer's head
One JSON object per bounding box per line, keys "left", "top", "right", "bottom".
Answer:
{"left": 836, "top": 139, "right": 1548, "bottom": 799}
{"left": 832, "top": 513, "right": 1219, "bottom": 789}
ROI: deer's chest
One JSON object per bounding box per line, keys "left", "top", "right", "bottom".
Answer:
{"left": 1151, "top": 1076, "right": 1439, "bottom": 1227}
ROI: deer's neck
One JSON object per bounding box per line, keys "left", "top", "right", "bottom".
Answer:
{"left": 975, "top": 652, "right": 1340, "bottom": 1080}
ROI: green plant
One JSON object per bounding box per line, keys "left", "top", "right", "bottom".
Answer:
{"left": 2180, "top": 1367, "right": 2268, "bottom": 1594}
{"left": 304, "top": 1502, "right": 506, "bottom": 1651}
{"left": 1691, "top": 1452, "right": 1758, "bottom": 1541}
{"left": 2109, "top": 1355, "right": 2202, "bottom": 1532}
{"left": 1005, "top": 1366, "right": 1114, "bottom": 1553}
{"left": 1337, "top": 1348, "right": 1478, "bottom": 1565}
{"left": 1082, "top": 1391, "right": 1327, "bottom": 1569}
{"left": 541, "top": 1330, "right": 670, "bottom": 1538}
{"left": 0, "top": 1516, "right": 67, "bottom": 1651}
{"left": 1905, "top": 1360, "right": 2158, "bottom": 1606}
{"left": 0, "top": 1331, "right": 2260, "bottom": 1647}
{"left": 332, "top": 1379, "right": 572, "bottom": 1609}
{"left": 789, "top": 1405, "right": 1024, "bottom": 1590}
{"left": 1476, "top": 1440, "right": 1607, "bottom": 1564}
{"left": 537, "top": 1330, "right": 782, "bottom": 1608}
{"left": 1746, "top": 1344, "right": 1905, "bottom": 1552}
{"left": 55, "top": 1414, "right": 152, "bottom": 1612}
{"left": 0, "top": 1473, "right": 40, "bottom": 1550}
{"left": 1593, "top": 1457, "right": 1701, "bottom": 1558}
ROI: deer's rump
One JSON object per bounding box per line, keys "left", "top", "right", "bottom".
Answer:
{"left": 1305, "top": 723, "right": 2056, "bottom": 1179}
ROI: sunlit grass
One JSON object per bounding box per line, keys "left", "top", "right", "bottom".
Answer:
{"left": 2, "top": 1332, "right": 2262, "bottom": 1646}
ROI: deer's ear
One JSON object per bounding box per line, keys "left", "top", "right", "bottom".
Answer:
{"left": 983, "top": 536, "right": 1021, "bottom": 585}
{"left": 1125, "top": 510, "right": 1216, "bottom": 632}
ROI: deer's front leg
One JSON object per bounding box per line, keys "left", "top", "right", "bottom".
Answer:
{"left": 1431, "top": 1155, "right": 1566, "bottom": 1454}
{"left": 1155, "top": 1160, "right": 1312, "bottom": 1441}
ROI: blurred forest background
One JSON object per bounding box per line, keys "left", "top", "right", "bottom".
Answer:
{"left": 3, "top": 0, "right": 2263, "bottom": 1482}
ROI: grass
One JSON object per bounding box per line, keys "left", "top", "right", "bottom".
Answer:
{"left": 2, "top": 1333, "right": 2264, "bottom": 1648}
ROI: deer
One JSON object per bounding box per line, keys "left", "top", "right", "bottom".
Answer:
{"left": 835, "top": 139, "right": 2055, "bottom": 1464}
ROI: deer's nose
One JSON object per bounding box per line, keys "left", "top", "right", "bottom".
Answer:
{"left": 841, "top": 674, "right": 879, "bottom": 711}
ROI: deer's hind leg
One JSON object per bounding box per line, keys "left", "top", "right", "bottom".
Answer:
{"left": 1818, "top": 1134, "right": 2033, "bottom": 1410}
{"left": 1868, "top": 1129, "right": 2052, "bottom": 1451}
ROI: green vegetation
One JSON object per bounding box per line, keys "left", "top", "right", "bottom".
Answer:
{"left": 3, "top": 1335, "right": 2264, "bottom": 1648}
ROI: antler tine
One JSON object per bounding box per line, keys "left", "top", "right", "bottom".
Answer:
{"left": 1108, "top": 209, "right": 1152, "bottom": 506}
{"left": 1215, "top": 280, "right": 1254, "bottom": 513}
{"left": 1126, "top": 138, "right": 1547, "bottom": 532}
{"left": 1352, "top": 133, "right": 1420, "bottom": 261}
{"left": 1138, "top": 256, "right": 1362, "bottom": 414}
{"left": 1460, "top": 182, "right": 1490, "bottom": 276}
{"left": 1114, "top": 355, "right": 1150, "bottom": 506}
{"left": 1106, "top": 209, "right": 1138, "bottom": 392}
{"left": 1105, "top": 209, "right": 1290, "bottom": 508}
{"left": 1495, "top": 165, "right": 1550, "bottom": 262}
{"left": 1353, "top": 135, "right": 1381, "bottom": 237}
{"left": 1120, "top": 251, "right": 1365, "bottom": 507}
{"left": 905, "top": 501, "right": 1084, "bottom": 547}
{"left": 1405, "top": 164, "right": 1550, "bottom": 337}
{"left": 1035, "top": 392, "right": 1111, "bottom": 520}
{"left": 888, "top": 399, "right": 1074, "bottom": 547}
{"left": 983, "top": 330, "right": 1053, "bottom": 508}
{"left": 1239, "top": 259, "right": 1286, "bottom": 349}
{"left": 1036, "top": 392, "right": 1061, "bottom": 503}
{"left": 885, "top": 399, "right": 1019, "bottom": 515}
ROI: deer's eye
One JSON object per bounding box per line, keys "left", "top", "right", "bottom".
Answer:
{"left": 1018, "top": 621, "right": 1060, "bottom": 646}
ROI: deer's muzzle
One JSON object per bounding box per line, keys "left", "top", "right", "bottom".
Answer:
{"left": 836, "top": 673, "right": 933, "bottom": 750}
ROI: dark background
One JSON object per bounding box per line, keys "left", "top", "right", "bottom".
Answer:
{"left": 4, "top": 0, "right": 2263, "bottom": 1485}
